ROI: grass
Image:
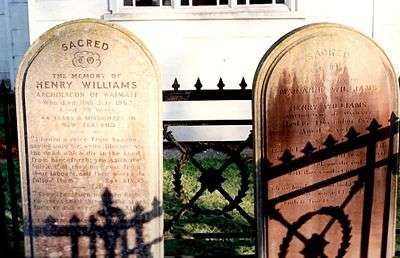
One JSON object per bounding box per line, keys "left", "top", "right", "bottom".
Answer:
{"left": 2, "top": 154, "right": 400, "bottom": 256}
{"left": 0, "top": 157, "right": 256, "bottom": 256}
{"left": 163, "top": 158, "right": 256, "bottom": 256}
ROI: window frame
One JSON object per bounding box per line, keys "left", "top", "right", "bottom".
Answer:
{"left": 108, "top": 0, "right": 299, "bottom": 18}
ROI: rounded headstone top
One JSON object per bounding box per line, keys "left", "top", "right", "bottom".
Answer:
{"left": 16, "top": 18, "right": 160, "bottom": 94}
{"left": 252, "top": 23, "right": 399, "bottom": 258}
{"left": 15, "top": 18, "right": 163, "bottom": 257}
{"left": 253, "top": 22, "right": 397, "bottom": 104}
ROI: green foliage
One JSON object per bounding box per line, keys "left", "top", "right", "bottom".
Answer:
{"left": 1, "top": 159, "right": 23, "bottom": 256}
{"left": 2, "top": 157, "right": 400, "bottom": 256}
{"left": 163, "top": 158, "right": 256, "bottom": 256}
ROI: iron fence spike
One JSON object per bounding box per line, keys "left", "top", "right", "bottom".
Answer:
{"left": 172, "top": 78, "right": 180, "bottom": 91}
{"left": 345, "top": 127, "right": 360, "bottom": 140}
{"left": 70, "top": 215, "right": 80, "bottom": 224}
{"left": 279, "top": 149, "right": 294, "bottom": 163}
{"left": 45, "top": 215, "right": 57, "bottom": 225}
{"left": 265, "top": 158, "right": 273, "bottom": 167}
{"left": 301, "top": 142, "right": 316, "bottom": 156}
{"left": 389, "top": 112, "right": 399, "bottom": 123}
{"left": 323, "top": 134, "right": 338, "bottom": 147}
{"left": 217, "top": 77, "right": 225, "bottom": 90}
{"left": 239, "top": 77, "right": 247, "bottom": 90}
{"left": 194, "top": 77, "right": 202, "bottom": 90}
{"left": 366, "top": 118, "right": 382, "bottom": 132}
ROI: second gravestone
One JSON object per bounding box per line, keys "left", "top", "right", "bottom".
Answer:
{"left": 253, "top": 23, "right": 398, "bottom": 258}
{"left": 16, "top": 19, "right": 162, "bottom": 257}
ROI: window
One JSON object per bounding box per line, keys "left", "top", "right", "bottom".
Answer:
{"left": 124, "top": 0, "right": 171, "bottom": 7}
{"left": 108, "top": 0, "right": 299, "bottom": 19}
{"left": 120, "top": 0, "right": 290, "bottom": 8}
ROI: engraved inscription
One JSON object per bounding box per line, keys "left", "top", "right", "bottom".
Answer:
{"left": 16, "top": 20, "right": 162, "bottom": 258}
{"left": 254, "top": 24, "right": 398, "bottom": 258}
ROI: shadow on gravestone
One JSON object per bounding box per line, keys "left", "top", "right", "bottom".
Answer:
{"left": 15, "top": 19, "right": 162, "bottom": 258}
{"left": 262, "top": 116, "right": 399, "bottom": 258}
{"left": 30, "top": 188, "right": 162, "bottom": 258}
{"left": 253, "top": 23, "right": 399, "bottom": 258}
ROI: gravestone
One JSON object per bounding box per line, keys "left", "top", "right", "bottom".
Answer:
{"left": 16, "top": 19, "right": 163, "bottom": 257}
{"left": 253, "top": 23, "right": 398, "bottom": 258}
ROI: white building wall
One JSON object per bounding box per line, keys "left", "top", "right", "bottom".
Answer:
{"left": 0, "top": 0, "right": 11, "bottom": 80}
{"left": 299, "top": 0, "right": 374, "bottom": 34}
{"left": 0, "top": 0, "right": 29, "bottom": 86}
{"left": 28, "top": 0, "right": 397, "bottom": 89}
{"left": 25, "top": 0, "right": 400, "bottom": 140}
{"left": 28, "top": 0, "right": 109, "bottom": 43}
{"left": 9, "top": 0, "right": 30, "bottom": 75}
{"left": 373, "top": 0, "right": 400, "bottom": 75}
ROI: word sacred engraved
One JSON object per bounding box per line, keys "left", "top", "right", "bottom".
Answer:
{"left": 15, "top": 19, "right": 162, "bottom": 257}
{"left": 61, "top": 39, "right": 109, "bottom": 51}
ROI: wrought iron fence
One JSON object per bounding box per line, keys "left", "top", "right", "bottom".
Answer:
{"left": 0, "top": 78, "right": 256, "bottom": 257}
{"left": 1, "top": 77, "right": 400, "bottom": 257}
{"left": 0, "top": 80, "right": 21, "bottom": 257}
{"left": 263, "top": 116, "right": 399, "bottom": 257}
{"left": 31, "top": 188, "right": 162, "bottom": 258}
{"left": 162, "top": 77, "right": 255, "bottom": 257}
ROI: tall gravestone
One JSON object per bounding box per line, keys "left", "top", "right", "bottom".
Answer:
{"left": 253, "top": 23, "right": 398, "bottom": 258}
{"left": 16, "top": 19, "right": 163, "bottom": 257}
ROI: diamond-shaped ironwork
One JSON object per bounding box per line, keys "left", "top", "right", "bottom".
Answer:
{"left": 300, "top": 234, "right": 329, "bottom": 257}
{"left": 199, "top": 168, "right": 225, "bottom": 193}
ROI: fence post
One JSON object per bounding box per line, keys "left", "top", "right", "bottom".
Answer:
{"left": 0, "top": 167, "right": 10, "bottom": 256}
{"left": 1, "top": 80, "right": 21, "bottom": 254}
{"left": 381, "top": 113, "right": 399, "bottom": 257}
{"left": 0, "top": 80, "right": 10, "bottom": 256}
{"left": 360, "top": 119, "right": 381, "bottom": 257}
{"left": 89, "top": 215, "right": 97, "bottom": 258}
{"left": 70, "top": 215, "right": 80, "bottom": 258}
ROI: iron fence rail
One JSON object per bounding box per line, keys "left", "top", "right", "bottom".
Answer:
{"left": 0, "top": 78, "right": 256, "bottom": 257}
{"left": 263, "top": 117, "right": 398, "bottom": 257}
{"left": 1, "top": 77, "right": 400, "bottom": 257}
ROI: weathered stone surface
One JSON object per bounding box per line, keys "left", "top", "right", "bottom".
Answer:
{"left": 16, "top": 19, "right": 162, "bottom": 257}
{"left": 253, "top": 23, "right": 398, "bottom": 258}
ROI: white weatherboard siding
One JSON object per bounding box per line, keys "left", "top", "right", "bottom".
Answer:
{"left": 27, "top": 0, "right": 109, "bottom": 43}
{"left": 0, "top": 0, "right": 29, "bottom": 87}
{"left": 26, "top": 0, "right": 400, "bottom": 140}
{"left": 0, "top": 0, "right": 10, "bottom": 81}
{"left": 373, "top": 0, "right": 400, "bottom": 75}
{"left": 9, "top": 0, "right": 30, "bottom": 74}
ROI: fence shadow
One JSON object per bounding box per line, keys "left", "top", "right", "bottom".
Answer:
{"left": 262, "top": 114, "right": 399, "bottom": 258}
{"left": 30, "top": 188, "right": 162, "bottom": 258}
